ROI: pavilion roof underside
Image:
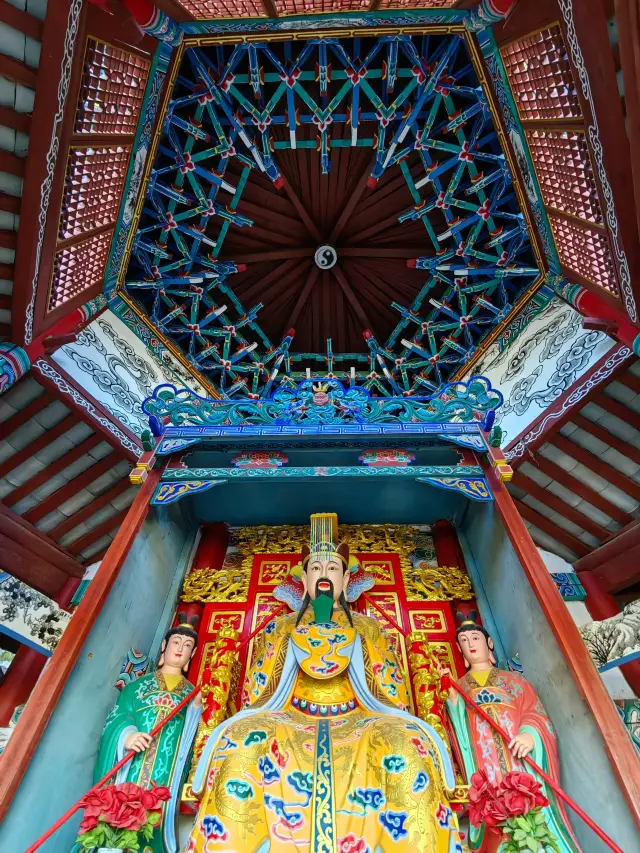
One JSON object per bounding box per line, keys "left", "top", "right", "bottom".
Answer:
{"left": 121, "top": 30, "right": 541, "bottom": 398}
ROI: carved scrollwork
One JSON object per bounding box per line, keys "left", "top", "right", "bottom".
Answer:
{"left": 403, "top": 565, "right": 473, "bottom": 602}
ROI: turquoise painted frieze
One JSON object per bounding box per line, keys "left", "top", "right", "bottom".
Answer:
{"left": 162, "top": 464, "right": 483, "bottom": 481}
{"left": 144, "top": 376, "right": 503, "bottom": 432}
{"left": 550, "top": 572, "right": 586, "bottom": 602}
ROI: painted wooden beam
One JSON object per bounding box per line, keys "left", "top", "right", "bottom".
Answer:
{"left": 4, "top": 436, "right": 103, "bottom": 508}
{"left": 0, "top": 469, "right": 161, "bottom": 821}
{"left": 615, "top": 0, "right": 640, "bottom": 268}
{"left": 616, "top": 369, "right": 640, "bottom": 396}
{"left": 68, "top": 508, "right": 128, "bottom": 556}
{"left": 529, "top": 452, "right": 633, "bottom": 526}
{"left": 0, "top": 53, "right": 36, "bottom": 89}
{"left": 552, "top": 434, "right": 640, "bottom": 503}
{"left": 0, "top": 503, "right": 82, "bottom": 580}
{"left": 280, "top": 178, "right": 322, "bottom": 243}
{"left": 22, "top": 454, "right": 122, "bottom": 525}
{"left": 592, "top": 541, "right": 640, "bottom": 594}
{"left": 333, "top": 264, "right": 377, "bottom": 338}
{"left": 328, "top": 163, "right": 372, "bottom": 244}
{"left": 591, "top": 389, "right": 640, "bottom": 429}
{"left": 0, "top": 229, "right": 17, "bottom": 249}
{"left": 0, "top": 392, "right": 48, "bottom": 440}
{"left": 48, "top": 478, "right": 131, "bottom": 541}
{"left": 0, "top": 0, "right": 43, "bottom": 40}
{"left": 0, "top": 413, "right": 76, "bottom": 478}
{"left": 571, "top": 412, "right": 640, "bottom": 467}
{"left": 0, "top": 192, "right": 21, "bottom": 214}
{"left": 574, "top": 516, "right": 640, "bottom": 573}
{"left": 513, "top": 497, "right": 590, "bottom": 558}
{"left": 489, "top": 466, "right": 640, "bottom": 826}
{"left": 0, "top": 106, "right": 30, "bottom": 135}
{"left": 283, "top": 264, "right": 320, "bottom": 334}
{"left": 511, "top": 470, "right": 608, "bottom": 541}
{"left": 229, "top": 247, "right": 315, "bottom": 263}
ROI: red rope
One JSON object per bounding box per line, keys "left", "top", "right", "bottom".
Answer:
{"left": 444, "top": 677, "right": 623, "bottom": 853}
{"left": 25, "top": 602, "right": 289, "bottom": 852}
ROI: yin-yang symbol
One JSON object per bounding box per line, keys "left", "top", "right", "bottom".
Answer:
{"left": 314, "top": 245, "right": 338, "bottom": 270}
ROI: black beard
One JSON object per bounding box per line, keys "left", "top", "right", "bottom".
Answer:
{"left": 315, "top": 577, "right": 334, "bottom": 599}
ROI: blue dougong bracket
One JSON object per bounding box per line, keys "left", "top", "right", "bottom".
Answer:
{"left": 151, "top": 480, "right": 227, "bottom": 505}
{"left": 416, "top": 475, "right": 492, "bottom": 501}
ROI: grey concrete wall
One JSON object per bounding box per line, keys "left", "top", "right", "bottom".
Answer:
{"left": 0, "top": 504, "right": 196, "bottom": 853}
{"left": 460, "top": 500, "right": 640, "bottom": 853}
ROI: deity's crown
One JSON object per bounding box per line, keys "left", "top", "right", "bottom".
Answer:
{"left": 303, "top": 512, "right": 349, "bottom": 568}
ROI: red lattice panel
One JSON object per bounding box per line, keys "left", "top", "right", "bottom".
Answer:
{"left": 59, "top": 145, "right": 131, "bottom": 241}
{"left": 75, "top": 40, "right": 150, "bottom": 135}
{"left": 501, "top": 27, "right": 581, "bottom": 121}
{"left": 49, "top": 230, "right": 114, "bottom": 311}
{"left": 378, "top": 0, "right": 456, "bottom": 7}
{"left": 526, "top": 130, "right": 602, "bottom": 225}
{"left": 276, "top": 0, "right": 370, "bottom": 11}
{"left": 177, "top": 0, "right": 264, "bottom": 16}
{"left": 550, "top": 215, "right": 618, "bottom": 295}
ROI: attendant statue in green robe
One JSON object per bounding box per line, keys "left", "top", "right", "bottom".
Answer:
{"left": 94, "top": 616, "right": 202, "bottom": 853}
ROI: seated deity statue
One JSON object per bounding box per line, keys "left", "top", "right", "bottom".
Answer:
{"left": 185, "top": 518, "right": 463, "bottom": 853}
{"left": 443, "top": 622, "right": 581, "bottom": 853}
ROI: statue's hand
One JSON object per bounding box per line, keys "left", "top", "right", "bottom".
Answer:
{"left": 436, "top": 664, "right": 457, "bottom": 705}
{"left": 508, "top": 731, "right": 535, "bottom": 760}
{"left": 124, "top": 731, "right": 153, "bottom": 753}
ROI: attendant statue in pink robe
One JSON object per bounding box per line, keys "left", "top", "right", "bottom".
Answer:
{"left": 441, "top": 621, "right": 581, "bottom": 853}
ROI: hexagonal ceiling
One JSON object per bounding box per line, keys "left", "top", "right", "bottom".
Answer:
{"left": 120, "top": 30, "right": 542, "bottom": 398}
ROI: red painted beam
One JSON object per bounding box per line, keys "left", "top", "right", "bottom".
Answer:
{"left": 283, "top": 264, "right": 319, "bottom": 334}
{"left": 22, "top": 454, "right": 122, "bottom": 525}
{"left": 333, "top": 264, "right": 377, "bottom": 338}
{"left": 616, "top": 370, "right": 640, "bottom": 396}
{"left": 0, "top": 0, "right": 43, "bottom": 40}
{"left": 0, "top": 106, "right": 30, "bottom": 135}
{"left": 592, "top": 541, "right": 640, "bottom": 593}
{"left": 511, "top": 471, "right": 608, "bottom": 541}
{"left": 552, "top": 434, "right": 640, "bottom": 503}
{"left": 0, "top": 468, "right": 161, "bottom": 821}
{"left": 591, "top": 389, "right": 640, "bottom": 429}
{"left": 488, "top": 466, "right": 640, "bottom": 826}
{"left": 49, "top": 478, "right": 131, "bottom": 541}
{"left": 0, "top": 262, "right": 14, "bottom": 279}
{"left": 4, "top": 436, "right": 103, "bottom": 508}
{"left": 0, "top": 53, "right": 36, "bottom": 88}
{"left": 572, "top": 413, "right": 640, "bottom": 467}
{"left": 0, "top": 392, "right": 48, "bottom": 440}
{"left": 529, "top": 452, "right": 632, "bottom": 526}
{"left": 0, "top": 503, "right": 82, "bottom": 580}
{"left": 231, "top": 247, "right": 315, "bottom": 263}
{"left": 513, "top": 497, "right": 590, "bottom": 558}
{"left": 0, "top": 413, "right": 76, "bottom": 478}
{"left": 67, "top": 508, "right": 128, "bottom": 556}
{"left": 0, "top": 192, "right": 20, "bottom": 214}
{"left": 0, "top": 293, "right": 11, "bottom": 311}
{"left": 0, "top": 530, "right": 69, "bottom": 596}
{"left": 574, "top": 517, "right": 640, "bottom": 572}
{"left": 0, "top": 230, "right": 17, "bottom": 249}
{"left": 280, "top": 178, "right": 322, "bottom": 243}
{"left": 328, "top": 161, "right": 372, "bottom": 244}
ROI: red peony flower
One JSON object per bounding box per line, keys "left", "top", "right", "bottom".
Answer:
{"left": 78, "top": 787, "right": 119, "bottom": 832}
{"left": 498, "top": 772, "right": 548, "bottom": 817}
{"left": 482, "top": 798, "right": 510, "bottom": 827}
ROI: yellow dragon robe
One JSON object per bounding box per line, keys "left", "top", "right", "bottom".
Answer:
{"left": 186, "top": 610, "right": 463, "bottom": 853}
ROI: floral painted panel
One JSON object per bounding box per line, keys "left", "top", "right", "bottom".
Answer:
{"left": 52, "top": 310, "right": 207, "bottom": 436}
{"left": 0, "top": 572, "right": 71, "bottom": 656}
{"left": 466, "top": 298, "right": 613, "bottom": 445}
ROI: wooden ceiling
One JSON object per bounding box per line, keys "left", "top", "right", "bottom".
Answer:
{"left": 219, "top": 126, "right": 429, "bottom": 355}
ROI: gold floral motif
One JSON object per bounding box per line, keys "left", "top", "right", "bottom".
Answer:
{"left": 181, "top": 566, "right": 249, "bottom": 603}
{"left": 407, "top": 630, "right": 450, "bottom": 741}
{"left": 404, "top": 564, "right": 473, "bottom": 601}
{"left": 183, "top": 627, "right": 239, "bottom": 801}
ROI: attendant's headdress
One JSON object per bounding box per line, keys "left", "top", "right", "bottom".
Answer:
{"left": 165, "top": 612, "right": 199, "bottom": 645}
{"left": 454, "top": 610, "right": 490, "bottom": 642}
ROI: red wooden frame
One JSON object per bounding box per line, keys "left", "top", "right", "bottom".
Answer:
{"left": 486, "top": 461, "right": 640, "bottom": 827}
{"left": 0, "top": 468, "right": 161, "bottom": 821}
{"left": 513, "top": 497, "right": 590, "bottom": 558}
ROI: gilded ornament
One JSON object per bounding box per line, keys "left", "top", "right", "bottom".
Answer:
{"left": 407, "top": 630, "right": 450, "bottom": 741}
{"left": 181, "top": 566, "right": 249, "bottom": 603}
{"left": 404, "top": 565, "right": 473, "bottom": 602}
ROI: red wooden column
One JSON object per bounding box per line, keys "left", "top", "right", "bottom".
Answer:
{"left": 485, "top": 462, "right": 640, "bottom": 826}
{"left": 0, "top": 468, "right": 161, "bottom": 820}
{"left": 432, "top": 519, "right": 459, "bottom": 567}
{"left": 177, "top": 523, "right": 229, "bottom": 632}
